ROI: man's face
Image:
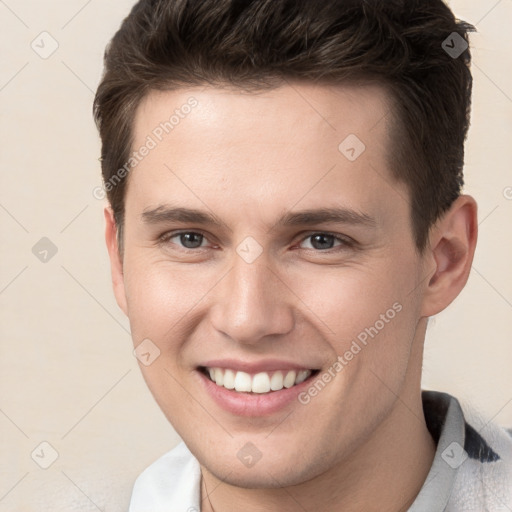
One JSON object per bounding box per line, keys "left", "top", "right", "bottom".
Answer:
{"left": 112, "top": 83, "right": 432, "bottom": 487}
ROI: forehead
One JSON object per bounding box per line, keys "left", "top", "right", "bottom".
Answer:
{"left": 127, "top": 82, "right": 402, "bottom": 228}
{"left": 133, "top": 82, "right": 392, "bottom": 152}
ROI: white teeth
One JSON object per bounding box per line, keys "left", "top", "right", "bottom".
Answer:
{"left": 252, "top": 372, "right": 271, "bottom": 393}
{"left": 295, "top": 370, "right": 309, "bottom": 384}
{"left": 270, "top": 371, "right": 284, "bottom": 391}
{"left": 214, "top": 368, "right": 224, "bottom": 386}
{"left": 234, "top": 371, "right": 252, "bottom": 392}
{"left": 205, "top": 367, "right": 313, "bottom": 394}
{"left": 223, "top": 369, "right": 236, "bottom": 390}
{"left": 283, "top": 370, "right": 297, "bottom": 388}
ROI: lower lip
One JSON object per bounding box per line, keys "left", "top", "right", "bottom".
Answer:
{"left": 197, "top": 370, "right": 315, "bottom": 417}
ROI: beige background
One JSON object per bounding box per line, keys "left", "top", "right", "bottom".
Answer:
{"left": 0, "top": 0, "right": 511, "bottom": 510}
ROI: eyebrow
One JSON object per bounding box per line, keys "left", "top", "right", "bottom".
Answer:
{"left": 141, "top": 205, "right": 377, "bottom": 231}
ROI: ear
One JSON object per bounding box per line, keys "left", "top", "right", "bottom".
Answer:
{"left": 104, "top": 207, "right": 128, "bottom": 316}
{"left": 420, "top": 195, "right": 478, "bottom": 318}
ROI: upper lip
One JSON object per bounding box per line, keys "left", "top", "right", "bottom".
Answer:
{"left": 198, "top": 359, "right": 318, "bottom": 374}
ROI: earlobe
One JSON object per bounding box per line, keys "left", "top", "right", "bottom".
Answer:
{"left": 420, "top": 195, "right": 478, "bottom": 317}
{"left": 104, "top": 207, "right": 128, "bottom": 316}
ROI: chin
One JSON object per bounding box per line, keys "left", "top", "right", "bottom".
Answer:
{"left": 195, "top": 441, "right": 332, "bottom": 490}
{"left": 208, "top": 463, "right": 312, "bottom": 489}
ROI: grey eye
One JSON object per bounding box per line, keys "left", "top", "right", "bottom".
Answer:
{"left": 301, "top": 233, "right": 341, "bottom": 251}
{"left": 176, "top": 232, "right": 205, "bottom": 249}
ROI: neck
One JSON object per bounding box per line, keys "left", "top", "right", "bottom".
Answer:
{"left": 201, "top": 323, "right": 435, "bottom": 512}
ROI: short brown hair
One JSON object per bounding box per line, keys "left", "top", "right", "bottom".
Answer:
{"left": 93, "top": 0, "right": 475, "bottom": 254}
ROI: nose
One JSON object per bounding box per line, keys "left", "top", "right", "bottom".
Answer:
{"left": 209, "top": 252, "right": 294, "bottom": 346}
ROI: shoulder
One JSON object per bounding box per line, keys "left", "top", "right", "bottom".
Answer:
{"left": 129, "top": 441, "right": 201, "bottom": 512}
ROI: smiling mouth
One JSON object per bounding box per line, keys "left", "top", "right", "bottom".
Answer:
{"left": 199, "top": 366, "right": 320, "bottom": 394}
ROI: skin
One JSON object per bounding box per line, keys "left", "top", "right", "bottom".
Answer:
{"left": 104, "top": 82, "right": 478, "bottom": 511}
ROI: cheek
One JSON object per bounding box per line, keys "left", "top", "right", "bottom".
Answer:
{"left": 289, "top": 260, "right": 411, "bottom": 336}
{"left": 122, "top": 256, "right": 213, "bottom": 341}
{"left": 289, "top": 258, "right": 421, "bottom": 384}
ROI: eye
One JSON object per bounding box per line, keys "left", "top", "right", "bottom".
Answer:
{"left": 157, "top": 230, "right": 355, "bottom": 254}
{"left": 159, "top": 231, "right": 210, "bottom": 250}
{"left": 298, "top": 232, "right": 354, "bottom": 251}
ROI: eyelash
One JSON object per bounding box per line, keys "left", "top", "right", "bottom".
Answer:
{"left": 157, "top": 230, "right": 355, "bottom": 253}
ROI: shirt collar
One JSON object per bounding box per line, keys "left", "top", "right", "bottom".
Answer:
{"left": 407, "top": 391, "right": 467, "bottom": 512}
